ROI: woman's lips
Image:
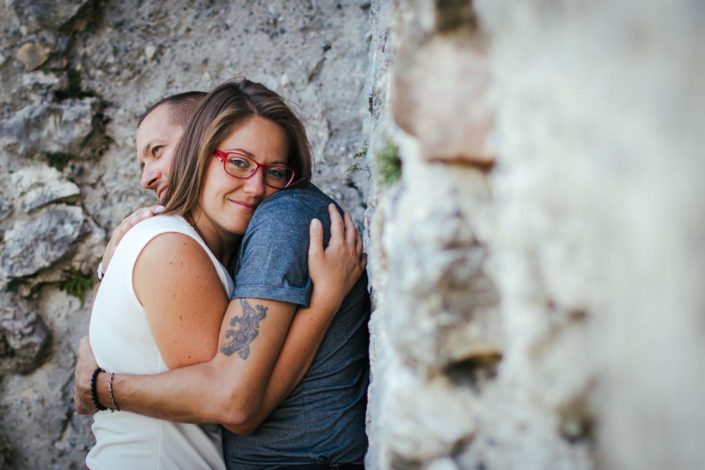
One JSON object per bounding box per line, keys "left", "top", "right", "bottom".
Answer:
{"left": 230, "top": 199, "right": 256, "bottom": 211}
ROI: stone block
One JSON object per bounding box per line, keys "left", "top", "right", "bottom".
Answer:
{"left": 386, "top": 370, "right": 475, "bottom": 463}
{"left": 16, "top": 42, "right": 51, "bottom": 71}
{"left": 0, "top": 196, "right": 12, "bottom": 222}
{"left": 386, "top": 245, "right": 502, "bottom": 370}
{"left": 7, "top": 164, "right": 81, "bottom": 213}
{"left": 0, "top": 204, "right": 87, "bottom": 279}
{"left": 0, "top": 98, "right": 99, "bottom": 159}
{"left": 392, "top": 37, "right": 495, "bottom": 166}
{"left": 381, "top": 166, "right": 501, "bottom": 370}
{"left": 0, "top": 293, "right": 51, "bottom": 374}
{"left": 9, "top": 0, "right": 94, "bottom": 31}
{"left": 426, "top": 457, "right": 460, "bottom": 470}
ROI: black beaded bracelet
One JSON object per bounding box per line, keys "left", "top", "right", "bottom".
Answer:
{"left": 91, "top": 367, "right": 108, "bottom": 411}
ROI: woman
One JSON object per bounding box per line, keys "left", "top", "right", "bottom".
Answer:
{"left": 86, "top": 79, "right": 364, "bottom": 469}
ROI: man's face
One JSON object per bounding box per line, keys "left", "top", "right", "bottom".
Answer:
{"left": 136, "top": 103, "right": 184, "bottom": 202}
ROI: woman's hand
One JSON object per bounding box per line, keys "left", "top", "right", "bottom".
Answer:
{"left": 307, "top": 204, "right": 367, "bottom": 315}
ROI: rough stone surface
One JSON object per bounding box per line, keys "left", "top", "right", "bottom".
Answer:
{"left": 0, "top": 0, "right": 372, "bottom": 466}
{"left": 9, "top": 0, "right": 94, "bottom": 32}
{"left": 0, "top": 98, "right": 101, "bottom": 159}
{"left": 0, "top": 286, "right": 93, "bottom": 469}
{"left": 15, "top": 42, "right": 51, "bottom": 70}
{"left": 2, "top": 0, "right": 704, "bottom": 468}
{"left": 7, "top": 163, "right": 81, "bottom": 213}
{"left": 1, "top": 204, "right": 87, "bottom": 279}
{"left": 365, "top": 0, "right": 705, "bottom": 468}
{"left": 0, "top": 197, "right": 12, "bottom": 222}
{"left": 381, "top": 162, "right": 500, "bottom": 370}
{"left": 392, "top": 38, "right": 494, "bottom": 163}
{"left": 0, "top": 292, "right": 51, "bottom": 375}
{"left": 385, "top": 371, "right": 475, "bottom": 463}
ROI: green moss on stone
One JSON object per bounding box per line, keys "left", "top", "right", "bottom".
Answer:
{"left": 376, "top": 140, "right": 402, "bottom": 185}
{"left": 59, "top": 267, "right": 95, "bottom": 306}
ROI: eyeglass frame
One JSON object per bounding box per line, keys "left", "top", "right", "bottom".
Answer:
{"left": 213, "top": 149, "right": 296, "bottom": 189}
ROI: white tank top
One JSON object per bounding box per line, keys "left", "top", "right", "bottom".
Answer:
{"left": 87, "top": 215, "right": 232, "bottom": 470}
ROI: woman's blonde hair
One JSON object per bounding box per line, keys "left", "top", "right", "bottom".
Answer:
{"left": 162, "top": 79, "right": 312, "bottom": 216}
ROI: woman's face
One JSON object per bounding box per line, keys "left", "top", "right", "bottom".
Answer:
{"left": 195, "top": 116, "right": 289, "bottom": 240}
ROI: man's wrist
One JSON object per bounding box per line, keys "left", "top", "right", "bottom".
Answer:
{"left": 91, "top": 367, "right": 108, "bottom": 411}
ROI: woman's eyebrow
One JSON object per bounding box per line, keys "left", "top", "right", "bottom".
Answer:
{"left": 222, "top": 148, "right": 289, "bottom": 165}
{"left": 222, "top": 148, "right": 255, "bottom": 157}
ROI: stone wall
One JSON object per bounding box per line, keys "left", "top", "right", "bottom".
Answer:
{"left": 1, "top": 0, "right": 704, "bottom": 468}
{"left": 364, "top": 0, "right": 705, "bottom": 469}
{"left": 0, "top": 1, "right": 372, "bottom": 467}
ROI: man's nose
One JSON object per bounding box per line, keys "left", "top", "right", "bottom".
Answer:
{"left": 141, "top": 165, "right": 161, "bottom": 190}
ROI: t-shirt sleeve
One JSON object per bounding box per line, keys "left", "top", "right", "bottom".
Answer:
{"left": 231, "top": 197, "right": 313, "bottom": 307}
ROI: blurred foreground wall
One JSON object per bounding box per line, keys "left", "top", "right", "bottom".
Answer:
{"left": 364, "top": 0, "right": 705, "bottom": 469}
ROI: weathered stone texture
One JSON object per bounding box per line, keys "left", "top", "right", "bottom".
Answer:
{"left": 7, "top": 164, "right": 81, "bottom": 213}
{"left": 1, "top": 205, "right": 87, "bottom": 279}
{"left": 8, "top": 0, "right": 94, "bottom": 32}
{"left": 0, "top": 0, "right": 372, "bottom": 466}
{"left": 392, "top": 39, "right": 493, "bottom": 164}
{"left": 0, "top": 98, "right": 101, "bottom": 159}
{"left": 0, "top": 293, "right": 51, "bottom": 374}
{"left": 365, "top": 0, "right": 704, "bottom": 468}
{"left": 15, "top": 42, "right": 51, "bottom": 71}
{"left": 381, "top": 162, "right": 500, "bottom": 370}
{"left": 1, "top": 0, "right": 703, "bottom": 467}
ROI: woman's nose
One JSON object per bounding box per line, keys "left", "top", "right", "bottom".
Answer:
{"left": 243, "top": 167, "right": 266, "bottom": 194}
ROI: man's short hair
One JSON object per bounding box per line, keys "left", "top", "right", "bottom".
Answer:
{"left": 137, "top": 91, "right": 207, "bottom": 129}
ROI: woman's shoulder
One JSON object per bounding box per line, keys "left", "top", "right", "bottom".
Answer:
{"left": 119, "top": 214, "right": 196, "bottom": 252}
{"left": 134, "top": 213, "right": 189, "bottom": 230}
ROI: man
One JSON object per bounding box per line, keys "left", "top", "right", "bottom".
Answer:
{"left": 76, "top": 90, "right": 369, "bottom": 469}
{"left": 97, "top": 91, "right": 205, "bottom": 271}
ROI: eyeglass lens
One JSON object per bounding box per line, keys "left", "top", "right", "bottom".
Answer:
{"left": 222, "top": 153, "right": 294, "bottom": 189}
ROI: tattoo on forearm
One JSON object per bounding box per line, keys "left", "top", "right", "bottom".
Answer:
{"left": 220, "top": 298, "right": 267, "bottom": 359}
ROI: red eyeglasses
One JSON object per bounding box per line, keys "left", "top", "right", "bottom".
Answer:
{"left": 214, "top": 150, "right": 295, "bottom": 189}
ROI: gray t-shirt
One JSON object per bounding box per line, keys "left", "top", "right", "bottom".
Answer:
{"left": 223, "top": 183, "right": 369, "bottom": 469}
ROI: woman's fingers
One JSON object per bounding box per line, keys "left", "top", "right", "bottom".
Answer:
{"left": 309, "top": 218, "right": 324, "bottom": 258}
{"left": 341, "top": 211, "right": 365, "bottom": 263}
{"left": 344, "top": 212, "right": 357, "bottom": 247}
{"left": 319, "top": 205, "right": 366, "bottom": 273}
{"left": 328, "top": 203, "right": 344, "bottom": 247}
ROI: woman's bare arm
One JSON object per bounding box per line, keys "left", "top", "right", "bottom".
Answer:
{"left": 133, "top": 232, "right": 229, "bottom": 369}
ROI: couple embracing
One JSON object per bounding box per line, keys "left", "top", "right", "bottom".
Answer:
{"left": 74, "top": 79, "right": 369, "bottom": 470}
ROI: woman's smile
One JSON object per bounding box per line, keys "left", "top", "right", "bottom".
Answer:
{"left": 228, "top": 198, "right": 258, "bottom": 211}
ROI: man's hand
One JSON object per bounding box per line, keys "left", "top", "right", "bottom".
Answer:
{"left": 102, "top": 205, "right": 163, "bottom": 272}
{"left": 74, "top": 336, "right": 100, "bottom": 415}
